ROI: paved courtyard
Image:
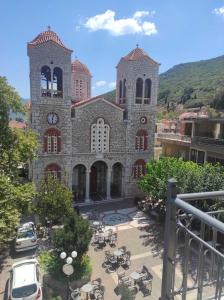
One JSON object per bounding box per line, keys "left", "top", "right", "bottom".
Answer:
{"left": 85, "top": 207, "right": 165, "bottom": 300}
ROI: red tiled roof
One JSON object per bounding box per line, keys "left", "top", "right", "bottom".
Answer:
{"left": 9, "top": 120, "right": 27, "bottom": 129}
{"left": 118, "top": 47, "right": 159, "bottom": 65}
{"left": 72, "top": 96, "right": 123, "bottom": 110}
{"left": 71, "top": 60, "right": 92, "bottom": 76}
{"left": 28, "top": 29, "right": 72, "bottom": 52}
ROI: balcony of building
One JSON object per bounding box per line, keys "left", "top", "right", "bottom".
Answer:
{"left": 157, "top": 133, "right": 192, "bottom": 145}
{"left": 161, "top": 179, "right": 224, "bottom": 299}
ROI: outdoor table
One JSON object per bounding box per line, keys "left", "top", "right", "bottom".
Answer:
{"left": 130, "top": 271, "right": 141, "bottom": 280}
{"left": 114, "top": 249, "right": 123, "bottom": 257}
{"left": 93, "top": 221, "right": 101, "bottom": 227}
{"left": 81, "top": 283, "right": 93, "bottom": 300}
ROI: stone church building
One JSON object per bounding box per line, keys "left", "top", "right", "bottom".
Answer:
{"left": 27, "top": 28, "right": 159, "bottom": 203}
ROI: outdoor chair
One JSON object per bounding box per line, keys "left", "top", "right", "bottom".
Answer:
{"left": 93, "top": 234, "right": 99, "bottom": 244}
{"left": 92, "top": 278, "right": 102, "bottom": 288}
{"left": 98, "top": 236, "right": 105, "bottom": 247}
{"left": 104, "top": 250, "right": 111, "bottom": 258}
{"left": 109, "top": 234, "right": 117, "bottom": 246}
{"left": 119, "top": 246, "right": 127, "bottom": 253}
{"left": 128, "top": 285, "right": 138, "bottom": 294}
{"left": 70, "top": 288, "right": 81, "bottom": 300}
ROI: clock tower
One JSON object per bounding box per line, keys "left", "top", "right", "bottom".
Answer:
{"left": 27, "top": 27, "right": 73, "bottom": 185}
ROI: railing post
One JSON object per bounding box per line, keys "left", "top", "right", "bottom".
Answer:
{"left": 160, "top": 178, "right": 178, "bottom": 300}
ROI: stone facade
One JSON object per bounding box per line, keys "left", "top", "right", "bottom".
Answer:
{"left": 28, "top": 29, "right": 159, "bottom": 203}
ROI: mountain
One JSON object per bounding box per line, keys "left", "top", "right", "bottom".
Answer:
{"left": 159, "top": 55, "right": 224, "bottom": 107}
{"left": 100, "top": 55, "right": 224, "bottom": 108}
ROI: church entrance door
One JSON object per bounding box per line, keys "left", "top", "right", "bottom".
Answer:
{"left": 90, "top": 161, "right": 107, "bottom": 201}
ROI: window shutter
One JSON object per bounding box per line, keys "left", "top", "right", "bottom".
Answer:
{"left": 135, "top": 136, "right": 138, "bottom": 150}
{"left": 144, "top": 136, "right": 148, "bottom": 150}
{"left": 44, "top": 136, "right": 47, "bottom": 153}
{"left": 58, "top": 135, "right": 61, "bottom": 153}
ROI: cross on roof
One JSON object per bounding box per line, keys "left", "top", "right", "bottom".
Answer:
{"left": 136, "top": 43, "right": 139, "bottom": 48}
{"left": 47, "top": 25, "right": 51, "bottom": 31}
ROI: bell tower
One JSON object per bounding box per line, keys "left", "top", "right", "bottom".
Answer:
{"left": 116, "top": 46, "right": 160, "bottom": 197}
{"left": 27, "top": 27, "right": 73, "bottom": 185}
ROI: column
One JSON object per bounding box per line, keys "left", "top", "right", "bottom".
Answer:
{"left": 191, "top": 121, "right": 195, "bottom": 138}
{"left": 106, "top": 167, "right": 111, "bottom": 201}
{"left": 85, "top": 169, "right": 91, "bottom": 203}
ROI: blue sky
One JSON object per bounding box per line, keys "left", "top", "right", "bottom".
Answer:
{"left": 1, "top": 0, "right": 224, "bottom": 98}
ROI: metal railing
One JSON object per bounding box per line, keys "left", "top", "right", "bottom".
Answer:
{"left": 161, "top": 179, "right": 224, "bottom": 300}
{"left": 157, "top": 133, "right": 192, "bottom": 143}
{"left": 192, "top": 136, "right": 224, "bottom": 146}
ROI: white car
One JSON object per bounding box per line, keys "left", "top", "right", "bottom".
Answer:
{"left": 8, "top": 259, "right": 42, "bottom": 300}
{"left": 15, "top": 222, "right": 38, "bottom": 252}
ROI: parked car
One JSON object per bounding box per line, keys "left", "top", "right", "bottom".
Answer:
{"left": 8, "top": 259, "right": 42, "bottom": 300}
{"left": 14, "top": 222, "right": 38, "bottom": 252}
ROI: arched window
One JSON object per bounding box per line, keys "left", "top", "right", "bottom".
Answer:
{"left": 45, "top": 164, "right": 61, "bottom": 180}
{"left": 41, "top": 66, "right": 51, "bottom": 97}
{"left": 123, "top": 79, "right": 126, "bottom": 104}
{"left": 144, "top": 78, "right": 151, "bottom": 104}
{"left": 133, "top": 159, "right": 146, "bottom": 179}
{"left": 135, "top": 78, "right": 143, "bottom": 104}
{"left": 119, "top": 80, "right": 122, "bottom": 103}
{"left": 44, "top": 128, "right": 61, "bottom": 154}
{"left": 91, "top": 118, "right": 110, "bottom": 153}
{"left": 135, "top": 129, "right": 148, "bottom": 150}
{"left": 53, "top": 67, "right": 63, "bottom": 98}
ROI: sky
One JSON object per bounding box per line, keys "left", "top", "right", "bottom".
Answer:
{"left": 1, "top": 0, "right": 224, "bottom": 98}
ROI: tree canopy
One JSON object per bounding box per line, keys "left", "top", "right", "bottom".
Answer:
{"left": 0, "top": 76, "right": 38, "bottom": 246}
{"left": 36, "top": 178, "right": 73, "bottom": 222}
{"left": 139, "top": 157, "right": 224, "bottom": 211}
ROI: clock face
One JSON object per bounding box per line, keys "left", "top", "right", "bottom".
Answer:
{"left": 47, "top": 113, "right": 59, "bottom": 125}
{"left": 140, "top": 116, "right": 147, "bottom": 124}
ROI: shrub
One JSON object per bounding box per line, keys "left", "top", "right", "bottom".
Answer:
{"left": 38, "top": 251, "right": 92, "bottom": 282}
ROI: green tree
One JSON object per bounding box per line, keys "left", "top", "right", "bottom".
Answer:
{"left": 0, "top": 175, "right": 36, "bottom": 247}
{"left": 212, "top": 88, "right": 224, "bottom": 109}
{"left": 139, "top": 157, "right": 224, "bottom": 210}
{"left": 0, "top": 77, "right": 38, "bottom": 246}
{"left": 53, "top": 212, "right": 92, "bottom": 257}
{"left": 36, "top": 178, "right": 73, "bottom": 222}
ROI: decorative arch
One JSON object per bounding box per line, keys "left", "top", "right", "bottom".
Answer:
{"left": 41, "top": 66, "right": 51, "bottom": 97}
{"left": 44, "top": 128, "right": 61, "bottom": 154}
{"left": 135, "top": 129, "right": 148, "bottom": 151}
{"left": 91, "top": 118, "right": 110, "bottom": 153}
{"left": 133, "top": 159, "right": 146, "bottom": 179}
{"left": 45, "top": 163, "right": 61, "bottom": 180}
{"left": 144, "top": 78, "right": 151, "bottom": 104}
{"left": 53, "top": 67, "right": 63, "bottom": 98}
{"left": 135, "top": 78, "right": 143, "bottom": 104}
{"left": 90, "top": 161, "right": 108, "bottom": 198}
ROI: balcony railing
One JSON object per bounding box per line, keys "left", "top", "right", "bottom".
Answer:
{"left": 157, "top": 133, "right": 192, "bottom": 143}
{"left": 192, "top": 136, "right": 224, "bottom": 146}
{"left": 161, "top": 179, "right": 224, "bottom": 300}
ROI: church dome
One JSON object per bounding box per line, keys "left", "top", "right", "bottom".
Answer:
{"left": 123, "top": 46, "right": 149, "bottom": 61}
{"left": 118, "top": 46, "right": 159, "bottom": 65}
{"left": 28, "top": 27, "right": 72, "bottom": 52}
{"left": 71, "top": 59, "right": 91, "bottom": 76}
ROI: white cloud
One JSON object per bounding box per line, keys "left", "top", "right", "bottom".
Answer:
{"left": 96, "top": 80, "right": 107, "bottom": 87}
{"left": 213, "top": 6, "right": 224, "bottom": 16}
{"left": 108, "top": 81, "right": 116, "bottom": 88}
{"left": 84, "top": 10, "right": 157, "bottom": 36}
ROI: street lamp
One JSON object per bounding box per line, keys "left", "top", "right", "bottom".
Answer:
{"left": 60, "top": 250, "right": 78, "bottom": 300}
